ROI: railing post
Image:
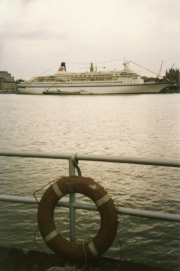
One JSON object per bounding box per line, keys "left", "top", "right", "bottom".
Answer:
{"left": 69, "top": 155, "right": 76, "bottom": 242}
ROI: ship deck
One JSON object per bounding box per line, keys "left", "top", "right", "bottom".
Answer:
{"left": 0, "top": 246, "right": 171, "bottom": 271}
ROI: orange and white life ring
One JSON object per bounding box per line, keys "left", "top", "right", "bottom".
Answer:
{"left": 38, "top": 176, "right": 118, "bottom": 265}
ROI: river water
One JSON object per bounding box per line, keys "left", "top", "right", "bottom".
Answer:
{"left": 0, "top": 93, "right": 180, "bottom": 270}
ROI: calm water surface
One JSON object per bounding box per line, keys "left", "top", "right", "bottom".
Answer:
{"left": 0, "top": 94, "right": 180, "bottom": 270}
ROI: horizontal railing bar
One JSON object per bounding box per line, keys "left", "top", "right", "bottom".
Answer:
{"left": 0, "top": 195, "right": 180, "bottom": 222}
{"left": 117, "top": 207, "right": 180, "bottom": 222}
{"left": 0, "top": 150, "right": 180, "bottom": 167}
{"left": 76, "top": 154, "right": 180, "bottom": 168}
{"left": 0, "top": 150, "right": 71, "bottom": 160}
{"left": 0, "top": 195, "right": 70, "bottom": 208}
{"left": 71, "top": 202, "right": 180, "bottom": 223}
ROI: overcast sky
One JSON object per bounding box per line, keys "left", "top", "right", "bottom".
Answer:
{"left": 0, "top": 0, "right": 179, "bottom": 80}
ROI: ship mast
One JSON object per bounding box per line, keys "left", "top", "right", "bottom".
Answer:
{"left": 90, "top": 63, "right": 94, "bottom": 72}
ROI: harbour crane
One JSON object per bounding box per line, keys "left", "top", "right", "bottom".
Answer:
{"left": 79, "top": 66, "right": 106, "bottom": 71}
{"left": 27, "top": 67, "right": 54, "bottom": 82}
{"left": 79, "top": 63, "right": 106, "bottom": 72}
{"left": 129, "top": 61, "right": 164, "bottom": 79}
{"left": 157, "top": 61, "right": 164, "bottom": 79}
{"left": 79, "top": 67, "right": 106, "bottom": 69}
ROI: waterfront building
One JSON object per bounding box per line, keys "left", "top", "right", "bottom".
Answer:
{"left": 0, "top": 71, "right": 16, "bottom": 92}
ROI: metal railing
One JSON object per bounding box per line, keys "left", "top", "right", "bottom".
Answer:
{"left": 0, "top": 150, "right": 180, "bottom": 243}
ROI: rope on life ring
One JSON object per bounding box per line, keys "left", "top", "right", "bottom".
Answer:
{"left": 37, "top": 176, "right": 118, "bottom": 265}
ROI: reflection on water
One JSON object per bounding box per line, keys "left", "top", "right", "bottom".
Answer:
{"left": 0, "top": 94, "right": 180, "bottom": 269}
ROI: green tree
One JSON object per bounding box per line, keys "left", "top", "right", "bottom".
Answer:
{"left": 165, "top": 68, "right": 180, "bottom": 84}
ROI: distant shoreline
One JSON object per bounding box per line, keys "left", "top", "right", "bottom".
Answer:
{"left": 0, "top": 91, "right": 19, "bottom": 94}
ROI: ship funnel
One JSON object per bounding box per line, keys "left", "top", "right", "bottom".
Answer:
{"left": 61, "top": 62, "right": 66, "bottom": 71}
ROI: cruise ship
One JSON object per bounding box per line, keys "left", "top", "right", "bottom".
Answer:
{"left": 17, "top": 61, "right": 170, "bottom": 95}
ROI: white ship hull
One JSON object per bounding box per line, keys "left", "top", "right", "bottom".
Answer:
{"left": 17, "top": 60, "right": 170, "bottom": 95}
{"left": 17, "top": 83, "right": 169, "bottom": 95}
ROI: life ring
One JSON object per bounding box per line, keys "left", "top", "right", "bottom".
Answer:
{"left": 38, "top": 176, "right": 118, "bottom": 265}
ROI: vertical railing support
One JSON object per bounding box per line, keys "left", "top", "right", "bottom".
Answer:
{"left": 69, "top": 155, "right": 76, "bottom": 242}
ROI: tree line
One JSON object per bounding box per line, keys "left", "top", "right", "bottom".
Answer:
{"left": 165, "top": 68, "right": 180, "bottom": 84}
